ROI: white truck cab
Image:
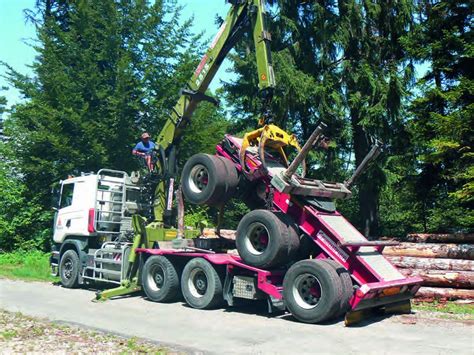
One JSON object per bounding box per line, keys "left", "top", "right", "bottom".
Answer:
{"left": 51, "top": 169, "right": 142, "bottom": 288}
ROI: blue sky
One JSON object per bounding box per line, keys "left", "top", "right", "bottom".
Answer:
{"left": 0, "top": 0, "right": 233, "bottom": 109}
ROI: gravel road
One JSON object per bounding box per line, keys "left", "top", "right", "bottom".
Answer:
{"left": 1, "top": 279, "right": 472, "bottom": 354}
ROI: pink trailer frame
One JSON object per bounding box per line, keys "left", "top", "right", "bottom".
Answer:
{"left": 138, "top": 134, "right": 422, "bottom": 319}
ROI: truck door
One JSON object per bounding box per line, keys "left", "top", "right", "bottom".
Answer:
{"left": 53, "top": 181, "right": 88, "bottom": 243}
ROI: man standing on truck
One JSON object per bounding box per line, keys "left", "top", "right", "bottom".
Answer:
{"left": 132, "top": 132, "right": 156, "bottom": 171}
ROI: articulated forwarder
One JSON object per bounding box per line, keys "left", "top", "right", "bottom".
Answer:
{"left": 50, "top": 0, "right": 422, "bottom": 325}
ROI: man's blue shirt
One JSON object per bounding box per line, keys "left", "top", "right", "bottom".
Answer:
{"left": 133, "top": 141, "right": 156, "bottom": 154}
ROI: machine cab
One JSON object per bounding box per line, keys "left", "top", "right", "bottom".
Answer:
{"left": 53, "top": 170, "right": 140, "bottom": 244}
{"left": 53, "top": 174, "right": 97, "bottom": 243}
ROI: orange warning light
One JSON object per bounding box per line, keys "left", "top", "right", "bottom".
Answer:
{"left": 261, "top": 73, "right": 267, "bottom": 81}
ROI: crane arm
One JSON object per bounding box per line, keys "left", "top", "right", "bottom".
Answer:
{"left": 152, "top": 0, "right": 275, "bottom": 223}
{"left": 156, "top": 0, "right": 275, "bottom": 151}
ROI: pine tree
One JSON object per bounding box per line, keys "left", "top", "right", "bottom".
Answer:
{"left": 405, "top": 0, "right": 473, "bottom": 231}
{"left": 4, "top": 0, "right": 200, "bottom": 203}
{"left": 224, "top": 1, "right": 415, "bottom": 237}
{"left": 1, "top": 0, "right": 210, "bottom": 249}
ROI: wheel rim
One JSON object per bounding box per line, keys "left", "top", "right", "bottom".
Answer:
{"left": 63, "top": 257, "right": 73, "bottom": 280}
{"left": 292, "top": 273, "right": 322, "bottom": 309}
{"left": 244, "top": 222, "right": 269, "bottom": 255}
{"left": 188, "top": 164, "right": 209, "bottom": 193}
{"left": 188, "top": 268, "right": 208, "bottom": 298}
{"left": 147, "top": 263, "right": 165, "bottom": 292}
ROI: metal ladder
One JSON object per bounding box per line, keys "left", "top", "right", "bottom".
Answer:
{"left": 82, "top": 242, "right": 132, "bottom": 284}
{"left": 94, "top": 169, "right": 133, "bottom": 239}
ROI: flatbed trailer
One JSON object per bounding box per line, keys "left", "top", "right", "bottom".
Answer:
{"left": 133, "top": 131, "right": 422, "bottom": 325}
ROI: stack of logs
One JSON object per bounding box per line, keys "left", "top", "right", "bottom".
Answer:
{"left": 383, "top": 233, "right": 474, "bottom": 302}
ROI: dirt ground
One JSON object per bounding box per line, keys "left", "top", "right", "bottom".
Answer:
{"left": 0, "top": 310, "right": 176, "bottom": 354}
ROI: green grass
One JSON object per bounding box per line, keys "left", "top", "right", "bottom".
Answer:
{"left": 0, "top": 250, "right": 58, "bottom": 282}
{"left": 413, "top": 300, "right": 474, "bottom": 318}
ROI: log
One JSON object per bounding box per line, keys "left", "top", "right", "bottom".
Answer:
{"left": 407, "top": 233, "right": 474, "bottom": 244}
{"left": 386, "top": 256, "right": 474, "bottom": 272}
{"left": 383, "top": 242, "right": 474, "bottom": 260}
{"left": 415, "top": 287, "right": 474, "bottom": 301}
{"left": 201, "top": 228, "right": 236, "bottom": 240}
{"left": 400, "top": 269, "right": 474, "bottom": 289}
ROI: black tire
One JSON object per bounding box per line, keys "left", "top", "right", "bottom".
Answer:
{"left": 59, "top": 249, "right": 80, "bottom": 288}
{"left": 181, "top": 153, "right": 227, "bottom": 206}
{"left": 181, "top": 258, "right": 224, "bottom": 309}
{"left": 321, "top": 259, "right": 353, "bottom": 317}
{"left": 298, "top": 234, "right": 320, "bottom": 260}
{"left": 240, "top": 182, "right": 267, "bottom": 210}
{"left": 142, "top": 255, "right": 180, "bottom": 302}
{"left": 283, "top": 259, "right": 343, "bottom": 323}
{"left": 236, "top": 210, "right": 299, "bottom": 269}
{"left": 216, "top": 156, "right": 239, "bottom": 200}
{"left": 278, "top": 213, "right": 300, "bottom": 262}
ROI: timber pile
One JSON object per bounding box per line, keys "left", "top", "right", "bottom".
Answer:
{"left": 383, "top": 233, "right": 474, "bottom": 302}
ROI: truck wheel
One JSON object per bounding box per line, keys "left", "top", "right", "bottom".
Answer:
{"left": 236, "top": 210, "right": 299, "bottom": 268}
{"left": 278, "top": 213, "right": 300, "bottom": 261}
{"left": 181, "top": 154, "right": 227, "bottom": 206}
{"left": 59, "top": 249, "right": 80, "bottom": 289}
{"left": 142, "top": 255, "right": 180, "bottom": 302}
{"left": 298, "top": 234, "right": 320, "bottom": 260}
{"left": 321, "top": 259, "right": 353, "bottom": 317}
{"left": 181, "top": 258, "right": 224, "bottom": 309}
{"left": 216, "top": 156, "right": 239, "bottom": 200}
{"left": 283, "top": 259, "right": 343, "bottom": 323}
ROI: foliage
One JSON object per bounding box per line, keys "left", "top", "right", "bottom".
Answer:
{"left": 0, "top": 140, "right": 51, "bottom": 252}
{"left": 403, "top": 0, "right": 473, "bottom": 232}
{"left": 178, "top": 102, "right": 229, "bottom": 166}
{"left": 0, "top": 250, "right": 56, "bottom": 281}
{"left": 1, "top": 0, "right": 212, "bottom": 250}
{"left": 225, "top": 0, "right": 416, "bottom": 237}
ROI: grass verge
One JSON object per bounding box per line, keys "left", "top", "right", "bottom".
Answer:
{"left": 0, "top": 250, "right": 58, "bottom": 282}
{"left": 413, "top": 300, "right": 474, "bottom": 320}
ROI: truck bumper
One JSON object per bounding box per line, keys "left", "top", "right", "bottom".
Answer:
{"left": 345, "top": 276, "right": 422, "bottom": 326}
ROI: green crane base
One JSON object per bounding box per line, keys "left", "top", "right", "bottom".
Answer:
{"left": 93, "top": 280, "right": 141, "bottom": 302}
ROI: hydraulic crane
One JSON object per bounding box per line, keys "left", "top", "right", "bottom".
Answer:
{"left": 97, "top": 0, "right": 299, "bottom": 300}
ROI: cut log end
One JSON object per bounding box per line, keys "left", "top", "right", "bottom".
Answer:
{"left": 384, "top": 242, "right": 474, "bottom": 260}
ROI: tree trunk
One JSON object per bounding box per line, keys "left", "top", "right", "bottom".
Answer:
{"left": 400, "top": 269, "right": 474, "bottom": 288}
{"left": 387, "top": 256, "right": 474, "bottom": 272}
{"left": 415, "top": 287, "right": 474, "bottom": 301}
{"left": 406, "top": 233, "right": 474, "bottom": 244}
{"left": 383, "top": 243, "right": 474, "bottom": 260}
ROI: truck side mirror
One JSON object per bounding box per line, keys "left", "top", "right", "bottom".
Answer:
{"left": 51, "top": 186, "right": 60, "bottom": 209}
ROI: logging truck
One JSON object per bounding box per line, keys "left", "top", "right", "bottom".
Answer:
{"left": 50, "top": 0, "right": 422, "bottom": 325}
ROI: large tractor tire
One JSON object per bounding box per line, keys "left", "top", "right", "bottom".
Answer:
{"left": 321, "top": 259, "right": 353, "bottom": 317}
{"left": 181, "top": 154, "right": 231, "bottom": 206}
{"left": 298, "top": 234, "right": 320, "bottom": 260}
{"left": 59, "top": 249, "right": 80, "bottom": 289}
{"left": 216, "top": 156, "right": 239, "bottom": 201}
{"left": 181, "top": 258, "right": 224, "bottom": 309}
{"left": 283, "top": 259, "right": 343, "bottom": 323}
{"left": 235, "top": 210, "right": 300, "bottom": 269}
{"left": 142, "top": 255, "right": 181, "bottom": 302}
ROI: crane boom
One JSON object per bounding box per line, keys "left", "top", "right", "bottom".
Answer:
{"left": 152, "top": 0, "right": 275, "bottom": 223}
